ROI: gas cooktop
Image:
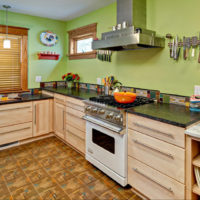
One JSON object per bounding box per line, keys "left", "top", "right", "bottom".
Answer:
{"left": 89, "top": 95, "right": 154, "bottom": 109}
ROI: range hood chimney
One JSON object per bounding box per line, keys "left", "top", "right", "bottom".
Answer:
{"left": 92, "top": 0, "right": 165, "bottom": 51}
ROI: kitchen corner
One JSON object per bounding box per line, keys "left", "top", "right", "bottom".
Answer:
{"left": 1, "top": 0, "right": 200, "bottom": 199}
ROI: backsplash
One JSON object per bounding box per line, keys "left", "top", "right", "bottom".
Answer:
{"left": 39, "top": 81, "right": 190, "bottom": 107}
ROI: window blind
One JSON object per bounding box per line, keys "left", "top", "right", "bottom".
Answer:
{"left": 0, "top": 34, "right": 22, "bottom": 92}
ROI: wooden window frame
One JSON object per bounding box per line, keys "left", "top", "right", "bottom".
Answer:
{"left": 68, "top": 23, "right": 97, "bottom": 60}
{"left": 0, "top": 25, "right": 29, "bottom": 94}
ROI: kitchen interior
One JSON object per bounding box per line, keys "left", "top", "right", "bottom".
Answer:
{"left": 1, "top": 0, "right": 200, "bottom": 199}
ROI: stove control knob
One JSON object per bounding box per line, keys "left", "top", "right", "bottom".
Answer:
{"left": 92, "top": 108, "right": 98, "bottom": 113}
{"left": 108, "top": 112, "right": 114, "bottom": 119}
{"left": 115, "top": 115, "right": 122, "bottom": 122}
{"left": 86, "top": 106, "right": 92, "bottom": 112}
{"left": 99, "top": 109, "right": 105, "bottom": 115}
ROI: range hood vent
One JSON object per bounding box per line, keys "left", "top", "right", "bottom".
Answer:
{"left": 92, "top": 0, "right": 165, "bottom": 51}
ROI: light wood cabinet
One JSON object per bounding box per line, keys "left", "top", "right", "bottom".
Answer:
{"left": 128, "top": 113, "right": 185, "bottom": 148}
{"left": 128, "top": 113, "right": 186, "bottom": 200}
{"left": 54, "top": 101, "right": 66, "bottom": 139}
{"left": 128, "top": 129, "right": 185, "bottom": 183}
{"left": 128, "top": 156, "right": 185, "bottom": 200}
{"left": 0, "top": 102, "right": 32, "bottom": 128}
{"left": 33, "top": 100, "right": 52, "bottom": 136}
{"left": 65, "top": 96, "right": 85, "bottom": 154}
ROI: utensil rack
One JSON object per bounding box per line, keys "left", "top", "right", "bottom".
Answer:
{"left": 168, "top": 40, "right": 200, "bottom": 48}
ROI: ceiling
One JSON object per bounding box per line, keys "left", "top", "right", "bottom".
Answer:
{"left": 0, "top": 0, "right": 116, "bottom": 21}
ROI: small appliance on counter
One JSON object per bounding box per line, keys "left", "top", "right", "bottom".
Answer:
{"left": 190, "top": 95, "right": 200, "bottom": 112}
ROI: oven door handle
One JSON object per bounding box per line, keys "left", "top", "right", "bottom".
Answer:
{"left": 83, "top": 115, "right": 125, "bottom": 134}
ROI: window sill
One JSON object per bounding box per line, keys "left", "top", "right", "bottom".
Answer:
{"left": 68, "top": 51, "right": 96, "bottom": 60}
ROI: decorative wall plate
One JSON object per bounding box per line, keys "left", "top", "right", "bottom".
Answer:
{"left": 40, "top": 31, "right": 58, "bottom": 46}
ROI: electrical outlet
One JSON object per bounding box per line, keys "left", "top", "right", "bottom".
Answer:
{"left": 194, "top": 85, "right": 200, "bottom": 95}
{"left": 35, "top": 76, "right": 42, "bottom": 83}
{"left": 97, "top": 78, "right": 101, "bottom": 85}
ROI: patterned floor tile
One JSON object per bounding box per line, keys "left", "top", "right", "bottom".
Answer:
{"left": 40, "top": 185, "right": 69, "bottom": 200}
{"left": 114, "top": 185, "right": 135, "bottom": 199}
{"left": 59, "top": 177, "right": 82, "bottom": 194}
{"left": 77, "top": 170, "right": 97, "bottom": 184}
{"left": 6, "top": 175, "right": 31, "bottom": 192}
{"left": 68, "top": 163, "right": 87, "bottom": 176}
{"left": 18, "top": 157, "right": 40, "bottom": 173}
{"left": 25, "top": 168, "right": 48, "bottom": 183}
{"left": 60, "top": 157, "right": 78, "bottom": 168}
{"left": 10, "top": 184, "right": 40, "bottom": 200}
{"left": 53, "top": 169, "right": 73, "bottom": 184}
{"left": 100, "top": 189, "right": 126, "bottom": 200}
{"left": 0, "top": 137, "right": 141, "bottom": 200}
{"left": 3, "top": 167, "right": 24, "bottom": 182}
{"left": 87, "top": 179, "right": 111, "bottom": 196}
{"left": 0, "top": 183, "right": 10, "bottom": 200}
{"left": 44, "top": 162, "right": 64, "bottom": 175}
{"left": 0, "top": 156, "right": 18, "bottom": 173}
{"left": 33, "top": 176, "right": 56, "bottom": 194}
{"left": 69, "top": 185, "right": 97, "bottom": 200}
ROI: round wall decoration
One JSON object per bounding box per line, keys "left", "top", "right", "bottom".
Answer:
{"left": 40, "top": 31, "right": 58, "bottom": 46}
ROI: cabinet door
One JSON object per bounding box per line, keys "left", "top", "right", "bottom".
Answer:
{"left": 54, "top": 102, "right": 65, "bottom": 139}
{"left": 33, "top": 100, "right": 51, "bottom": 136}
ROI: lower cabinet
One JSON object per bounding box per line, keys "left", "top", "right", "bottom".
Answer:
{"left": 33, "top": 100, "right": 52, "bottom": 136}
{"left": 128, "top": 156, "right": 185, "bottom": 200}
{"left": 65, "top": 96, "right": 86, "bottom": 154}
{"left": 54, "top": 101, "right": 66, "bottom": 139}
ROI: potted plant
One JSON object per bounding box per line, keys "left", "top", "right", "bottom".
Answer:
{"left": 62, "top": 73, "right": 80, "bottom": 88}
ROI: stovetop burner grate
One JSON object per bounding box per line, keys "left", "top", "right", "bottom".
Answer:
{"left": 89, "top": 95, "right": 154, "bottom": 109}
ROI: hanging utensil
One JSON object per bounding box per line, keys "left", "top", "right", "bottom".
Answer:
{"left": 198, "top": 33, "right": 200, "bottom": 63}
{"left": 183, "top": 37, "right": 187, "bottom": 60}
{"left": 171, "top": 39, "right": 175, "bottom": 58}
{"left": 186, "top": 37, "right": 191, "bottom": 59}
{"left": 174, "top": 36, "right": 178, "bottom": 60}
{"left": 166, "top": 34, "right": 173, "bottom": 58}
{"left": 192, "top": 36, "right": 198, "bottom": 58}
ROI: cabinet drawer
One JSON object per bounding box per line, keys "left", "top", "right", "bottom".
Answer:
{"left": 128, "top": 114, "right": 185, "bottom": 148}
{"left": 66, "top": 124, "right": 85, "bottom": 140}
{"left": 0, "top": 102, "right": 32, "bottom": 128}
{"left": 128, "top": 156, "right": 185, "bottom": 200}
{"left": 66, "top": 97, "right": 84, "bottom": 112}
{"left": 0, "top": 122, "right": 32, "bottom": 145}
{"left": 66, "top": 130, "right": 85, "bottom": 154}
{"left": 66, "top": 106, "right": 84, "bottom": 119}
{"left": 66, "top": 113, "right": 85, "bottom": 132}
{"left": 128, "top": 129, "right": 185, "bottom": 183}
{"left": 54, "top": 94, "right": 66, "bottom": 105}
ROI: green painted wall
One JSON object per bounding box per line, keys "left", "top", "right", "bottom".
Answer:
{"left": 0, "top": 10, "right": 67, "bottom": 89}
{"left": 65, "top": 1, "right": 200, "bottom": 96}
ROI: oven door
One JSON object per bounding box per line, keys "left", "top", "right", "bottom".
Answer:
{"left": 86, "top": 120, "right": 127, "bottom": 177}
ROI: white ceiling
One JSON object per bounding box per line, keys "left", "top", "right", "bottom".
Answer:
{"left": 0, "top": 0, "right": 116, "bottom": 21}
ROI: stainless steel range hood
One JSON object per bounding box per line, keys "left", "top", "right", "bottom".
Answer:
{"left": 92, "top": 0, "right": 165, "bottom": 51}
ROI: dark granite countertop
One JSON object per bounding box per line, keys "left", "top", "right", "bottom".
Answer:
{"left": 126, "top": 103, "right": 200, "bottom": 128}
{"left": 43, "top": 87, "right": 102, "bottom": 100}
{"left": 0, "top": 94, "right": 53, "bottom": 105}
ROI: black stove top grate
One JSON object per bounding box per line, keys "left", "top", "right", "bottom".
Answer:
{"left": 89, "top": 95, "right": 154, "bottom": 109}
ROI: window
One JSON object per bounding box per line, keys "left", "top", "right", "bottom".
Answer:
{"left": 68, "top": 23, "right": 97, "bottom": 60}
{"left": 0, "top": 25, "right": 28, "bottom": 93}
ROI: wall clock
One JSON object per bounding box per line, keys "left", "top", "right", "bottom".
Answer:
{"left": 40, "top": 31, "right": 58, "bottom": 46}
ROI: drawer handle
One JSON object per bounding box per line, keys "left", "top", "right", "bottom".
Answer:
{"left": 132, "top": 122, "right": 174, "bottom": 139}
{"left": 132, "top": 139, "right": 174, "bottom": 160}
{"left": 0, "top": 127, "right": 31, "bottom": 135}
{"left": 63, "top": 110, "right": 65, "bottom": 131}
{"left": 55, "top": 98, "right": 65, "bottom": 103}
{"left": 132, "top": 168, "right": 173, "bottom": 193}
{"left": 0, "top": 106, "right": 31, "bottom": 112}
